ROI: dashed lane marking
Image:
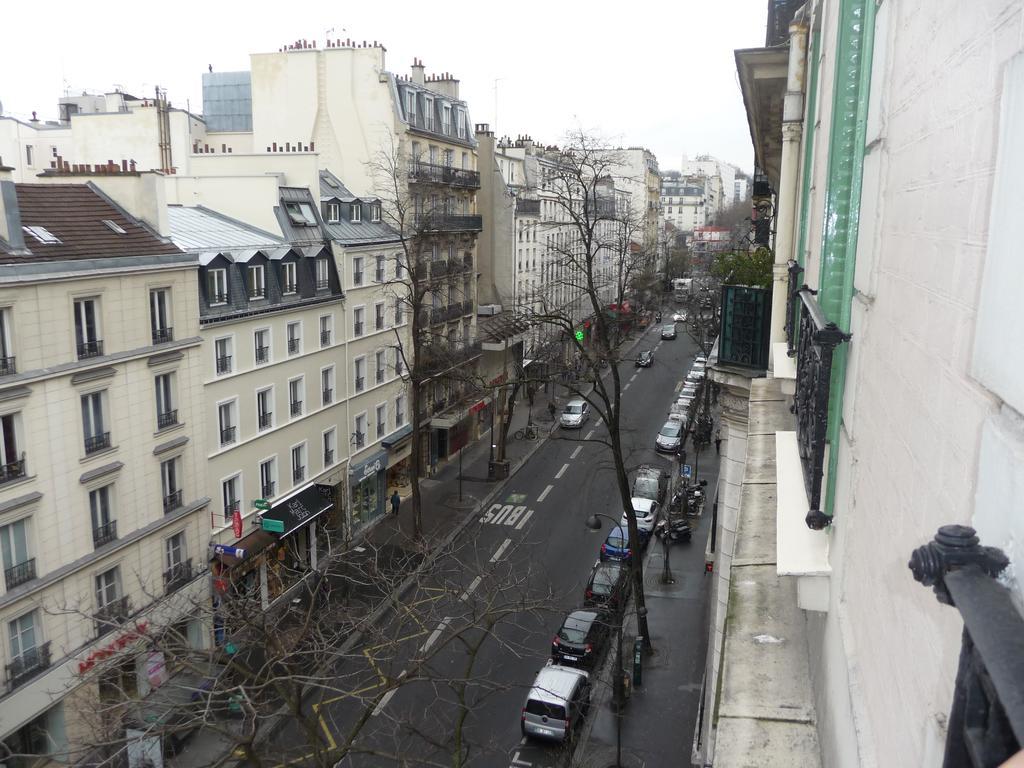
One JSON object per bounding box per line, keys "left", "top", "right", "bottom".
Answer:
{"left": 630, "top": 372, "right": 638, "bottom": 382}
{"left": 570, "top": 445, "right": 583, "bottom": 459}
{"left": 555, "top": 463, "right": 570, "bottom": 479}
{"left": 490, "top": 538, "right": 512, "bottom": 563}
{"left": 459, "top": 576, "right": 482, "bottom": 601}
{"left": 585, "top": 429, "right": 595, "bottom": 440}
{"left": 623, "top": 383, "right": 631, "bottom": 392}
{"left": 420, "top": 617, "right": 452, "bottom": 653}
{"left": 537, "top": 484, "right": 554, "bottom": 503}
{"left": 515, "top": 509, "right": 534, "bottom": 530}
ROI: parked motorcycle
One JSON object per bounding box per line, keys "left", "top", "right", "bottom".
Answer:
{"left": 655, "top": 517, "right": 692, "bottom": 543}
{"left": 685, "top": 479, "right": 709, "bottom": 516}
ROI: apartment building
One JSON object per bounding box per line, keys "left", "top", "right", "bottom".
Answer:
{"left": 659, "top": 170, "right": 708, "bottom": 234}
{"left": 681, "top": 153, "right": 735, "bottom": 218}
{"left": 0, "top": 179, "right": 209, "bottom": 762}
{"left": 618, "top": 146, "right": 661, "bottom": 256}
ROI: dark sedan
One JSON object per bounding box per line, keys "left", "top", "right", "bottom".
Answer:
{"left": 584, "top": 561, "right": 631, "bottom": 612}
{"left": 551, "top": 609, "right": 610, "bottom": 668}
{"left": 635, "top": 350, "right": 654, "bottom": 367}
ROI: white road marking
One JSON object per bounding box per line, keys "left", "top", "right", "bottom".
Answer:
{"left": 630, "top": 372, "right": 638, "bottom": 382}
{"left": 490, "top": 538, "right": 512, "bottom": 563}
{"left": 555, "top": 463, "right": 570, "bottom": 479}
{"left": 420, "top": 617, "right": 451, "bottom": 653}
{"left": 623, "top": 383, "right": 631, "bottom": 392}
{"left": 585, "top": 429, "right": 595, "bottom": 440}
{"left": 514, "top": 509, "right": 534, "bottom": 530}
{"left": 459, "top": 576, "right": 482, "bottom": 601}
{"left": 510, "top": 753, "right": 532, "bottom": 767}
{"left": 372, "top": 686, "right": 400, "bottom": 716}
{"left": 674, "top": 380, "right": 684, "bottom": 393}
{"left": 537, "top": 484, "right": 554, "bottom": 503}
{"left": 570, "top": 445, "right": 583, "bottom": 459}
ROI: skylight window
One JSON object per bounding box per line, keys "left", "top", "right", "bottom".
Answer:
{"left": 102, "top": 219, "right": 127, "bottom": 234}
{"left": 284, "top": 202, "right": 318, "bottom": 226}
{"left": 22, "top": 225, "right": 61, "bottom": 245}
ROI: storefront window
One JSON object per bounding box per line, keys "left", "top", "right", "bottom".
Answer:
{"left": 351, "top": 474, "right": 379, "bottom": 526}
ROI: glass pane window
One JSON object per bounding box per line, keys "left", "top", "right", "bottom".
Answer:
{"left": 81, "top": 392, "right": 105, "bottom": 438}
{"left": 316, "top": 259, "right": 330, "bottom": 288}
{"left": 282, "top": 262, "right": 298, "bottom": 294}
{"left": 95, "top": 567, "right": 121, "bottom": 607}
{"left": 166, "top": 532, "right": 185, "bottom": 569}
{"left": 89, "top": 486, "right": 113, "bottom": 530}
{"left": 8, "top": 612, "right": 36, "bottom": 659}
{"left": 160, "top": 458, "right": 179, "bottom": 497}
{"left": 0, "top": 519, "right": 29, "bottom": 570}
{"left": 207, "top": 270, "right": 228, "bottom": 304}
{"left": 248, "top": 265, "right": 266, "bottom": 298}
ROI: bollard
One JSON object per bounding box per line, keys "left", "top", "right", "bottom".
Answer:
{"left": 633, "top": 636, "right": 644, "bottom": 687}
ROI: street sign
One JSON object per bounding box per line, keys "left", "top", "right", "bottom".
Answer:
{"left": 262, "top": 518, "right": 285, "bottom": 534}
{"left": 253, "top": 499, "right": 271, "bottom": 511}
{"left": 681, "top": 464, "right": 693, "bottom": 479}
{"left": 232, "top": 510, "right": 243, "bottom": 538}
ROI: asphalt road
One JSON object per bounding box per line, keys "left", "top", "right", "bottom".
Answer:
{"left": 257, "top": 321, "right": 712, "bottom": 768}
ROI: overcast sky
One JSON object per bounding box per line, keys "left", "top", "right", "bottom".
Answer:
{"left": 2, "top": 0, "right": 767, "bottom": 175}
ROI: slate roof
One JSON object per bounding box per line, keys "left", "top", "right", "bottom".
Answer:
{"left": 1, "top": 184, "right": 182, "bottom": 264}
{"left": 275, "top": 186, "right": 332, "bottom": 246}
{"left": 166, "top": 205, "right": 283, "bottom": 251}
{"left": 318, "top": 170, "right": 401, "bottom": 246}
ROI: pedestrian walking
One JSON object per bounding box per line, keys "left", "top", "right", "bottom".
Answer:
{"left": 547, "top": 401, "right": 557, "bottom": 422}
{"left": 715, "top": 428, "right": 722, "bottom": 455}
{"left": 390, "top": 490, "right": 401, "bottom": 516}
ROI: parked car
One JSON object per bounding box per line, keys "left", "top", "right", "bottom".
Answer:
{"left": 668, "top": 404, "right": 690, "bottom": 425}
{"left": 694, "top": 355, "right": 707, "bottom": 365}
{"left": 632, "top": 465, "right": 668, "bottom": 504}
{"left": 621, "top": 497, "right": 658, "bottom": 537}
{"left": 551, "top": 609, "right": 610, "bottom": 668}
{"left": 660, "top": 324, "right": 677, "bottom": 340}
{"left": 521, "top": 663, "right": 591, "bottom": 742}
{"left": 635, "top": 350, "right": 654, "bottom": 367}
{"left": 600, "top": 524, "right": 634, "bottom": 563}
{"left": 686, "top": 370, "right": 704, "bottom": 385}
{"left": 559, "top": 398, "right": 590, "bottom": 429}
{"left": 656, "top": 420, "right": 683, "bottom": 453}
{"left": 672, "top": 312, "right": 687, "bottom": 322}
{"left": 584, "top": 560, "right": 630, "bottom": 611}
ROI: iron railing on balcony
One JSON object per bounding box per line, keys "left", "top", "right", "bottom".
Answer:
{"left": 288, "top": 337, "right": 301, "bottom": 354}
{"left": 157, "top": 409, "right": 178, "bottom": 429}
{"left": 216, "top": 355, "right": 232, "bottom": 374}
{"left": 220, "top": 425, "right": 237, "bottom": 445}
{"left": 163, "top": 489, "right": 183, "bottom": 513}
{"left": 163, "top": 559, "right": 194, "bottom": 594}
{"left": 283, "top": 281, "right": 298, "bottom": 294}
{"left": 792, "top": 287, "right": 851, "bottom": 530}
{"left": 785, "top": 260, "right": 805, "bottom": 356}
{"left": 0, "top": 355, "right": 15, "bottom": 376}
{"left": 293, "top": 466, "right": 305, "bottom": 482}
{"left": 261, "top": 481, "right": 276, "bottom": 498}
{"left": 718, "top": 285, "right": 771, "bottom": 370}
{"left": 419, "top": 214, "right": 483, "bottom": 233}
{"left": 4, "top": 558, "right": 36, "bottom": 590}
{"left": 290, "top": 400, "right": 303, "bottom": 416}
{"left": 77, "top": 340, "right": 104, "bottom": 359}
{"left": 320, "top": 329, "right": 332, "bottom": 346}
{"left": 259, "top": 411, "right": 273, "bottom": 430}
{"left": 210, "top": 291, "right": 229, "bottom": 305}
{"left": 84, "top": 432, "right": 111, "bottom": 455}
{"left": 354, "top": 321, "right": 364, "bottom": 337}
{"left": 515, "top": 198, "right": 541, "bottom": 215}
{"left": 409, "top": 162, "right": 481, "bottom": 189}
{"left": 223, "top": 499, "right": 240, "bottom": 520}
{"left": 0, "top": 453, "right": 26, "bottom": 485}
{"left": 92, "top": 520, "right": 118, "bottom": 548}
{"left": 94, "top": 596, "right": 130, "bottom": 636}
{"left": 909, "top": 526, "right": 1024, "bottom": 768}
{"left": 151, "top": 327, "right": 174, "bottom": 345}
{"left": 255, "top": 345, "right": 270, "bottom": 364}
{"left": 5, "top": 642, "right": 50, "bottom": 692}
{"left": 316, "top": 278, "right": 330, "bottom": 290}
{"left": 430, "top": 260, "right": 449, "bottom": 278}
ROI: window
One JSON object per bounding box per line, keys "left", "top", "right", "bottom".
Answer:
{"left": 354, "top": 414, "right": 367, "bottom": 449}
{"left": 353, "top": 307, "right": 365, "bottom": 337}
{"left": 291, "top": 443, "right": 306, "bottom": 484}
{"left": 442, "top": 104, "right": 452, "bottom": 135}
{"left": 429, "top": 145, "right": 438, "bottom": 165}
{"left": 90, "top": 486, "right": 116, "bottom": 547}
{"left": 354, "top": 358, "right": 366, "bottom": 393}
{"left": 462, "top": 152, "right": 468, "bottom": 169}
{"left": 25, "top": 145, "right": 34, "bottom": 167}
{"left": 323, "top": 428, "right": 336, "bottom": 467}
{"left": 456, "top": 108, "right": 466, "bottom": 139}
{"left": 215, "top": 337, "right": 233, "bottom": 374}
{"left": 353, "top": 257, "right": 364, "bottom": 286}
{"left": 8, "top": 611, "right": 39, "bottom": 673}
{"left": 443, "top": 149, "right": 454, "bottom": 168}
{"left": 326, "top": 202, "right": 341, "bottom": 222}
{"left": 1, "top": 519, "right": 33, "bottom": 588}
{"left": 320, "top": 315, "right": 333, "bottom": 347}
{"left": 394, "top": 350, "right": 405, "bottom": 378}
{"left": 375, "top": 255, "right": 385, "bottom": 283}
{"left": 218, "top": 400, "right": 237, "bottom": 446}
{"left": 282, "top": 262, "right": 298, "bottom": 294}
{"left": 321, "top": 367, "right": 334, "bottom": 406}
{"left": 161, "top": 457, "right": 181, "bottom": 512}
{"left": 0, "top": 413, "right": 25, "bottom": 483}
{"left": 371, "top": 203, "right": 381, "bottom": 222}
{"left": 316, "top": 258, "right": 330, "bottom": 289}
{"left": 81, "top": 391, "right": 110, "bottom": 454}
{"left": 0, "top": 307, "right": 14, "bottom": 375}
{"left": 406, "top": 91, "right": 416, "bottom": 123}
{"left": 257, "top": 388, "right": 274, "bottom": 430}
{"left": 207, "top": 269, "right": 228, "bottom": 305}
{"left": 289, "top": 378, "right": 304, "bottom": 417}
{"left": 396, "top": 395, "right": 406, "bottom": 427}
{"left": 254, "top": 328, "right": 270, "bottom": 365}
{"left": 222, "top": 475, "right": 240, "bottom": 521}
{"left": 164, "top": 531, "right": 188, "bottom": 590}
{"left": 155, "top": 372, "right": 177, "bottom": 429}
{"left": 259, "top": 458, "right": 276, "bottom": 499}
{"left": 376, "top": 404, "right": 387, "bottom": 438}
{"left": 350, "top": 203, "right": 361, "bottom": 223}
{"left": 394, "top": 299, "right": 404, "bottom": 326}
{"left": 74, "top": 297, "right": 102, "bottom": 358}
{"left": 248, "top": 265, "right": 266, "bottom": 299}
{"left": 376, "top": 349, "right": 386, "bottom": 384}
{"left": 375, "top": 302, "right": 385, "bottom": 331}
{"left": 284, "top": 201, "right": 317, "bottom": 226}
{"left": 287, "top": 321, "right": 302, "bottom": 355}
{"left": 150, "top": 289, "right": 172, "bottom": 344}
{"left": 424, "top": 97, "right": 434, "bottom": 131}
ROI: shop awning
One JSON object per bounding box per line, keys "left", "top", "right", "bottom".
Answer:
{"left": 260, "top": 484, "right": 333, "bottom": 537}
{"left": 211, "top": 529, "right": 277, "bottom": 567}
{"left": 381, "top": 423, "right": 413, "bottom": 448}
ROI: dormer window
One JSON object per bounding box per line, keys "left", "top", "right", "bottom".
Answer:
{"left": 370, "top": 203, "right": 381, "bottom": 223}
{"left": 423, "top": 96, "right": 434, "bottom": 131}
{"left": 325, "top": 202, "right": 340, "bottom": 223}
{"left": 284, "top": 201, "right": 317, "bottom": 226}
{"left": 441, "top": 104, "right": 451, "bottom": 135}
{"left": 208, "top": 269, "right": 228, "bottom": 305}
{"left": 282, "top": 262, "right": 298, "bottom": 295}
{"left": 350, "top": 204, "right": 361, "bottom": 223}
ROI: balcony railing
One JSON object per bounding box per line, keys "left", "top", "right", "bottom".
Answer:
{"left": 515, "top": 198, "right": 541, "bottom": 215}
{"left": 163, "top": 489, "right": 183, "bottom": 514}
{"left": 151, "top": 327, "right": 174, "bottom": 345}
{"left": 261, "top": 481, "right": 276, "bottom": 498}
{"left": 420, "top": 340, "right": 483, "bottom": 375}
{"left": 216, "top": 355, "right": 232, "bottom": 374}
{"left": 376, "top": 369, "right": 385, "bottom": 384}
{"left": 163, "top": 559, "right": 193, "bottom": 594}
{"left": 316, "top": 278, "right": 330, "bottom": 290}
{"left": 210, "top": 291, "right": 229, "bottom": 305}
{"left": 259, "top": 411, "right": 273, "bottom": 429}
{"left": 0, "top": 454, "right": 26, "bottom": 485}
{"left": 290, "top": 400, "right": 303, "bottom": 416}
{"left": 355, "top": 376, "right": 365, "bottom": 393}
{"left": 354, "top": 321, "right": 364, "bottom": 337}
{"left": 0, "top": 355, "right": 15, "bottom": 376}
{"left": 157, "top": 409, "right": 178, "bottom": 429}
{"left": 84, "top": 432, "right": 111, "bottom": 455}
{"left": 785, "top": 260, "right": 805, "bottom": 356}
{"left": 408, "top": 162, "right": 481, "bottom": 189}
{"left": 77, "top": 340, "right": 104, "bottom": 359}
{"left": 430, "top": 260, "right": 449, "bottom": 278}
{"left": 288, "top": 338, "right": 300, "bottom": 354}
{"left": 283, "top": 282, "right": 298, "bottom": 294}
{"left": 718, "top": 285, "right": 771, "bottom": 370}
{"left": 220, "top": 425, "right": 236, "bottom": 446}
{"left": 324, "top": 449, "right": 334, "bottom": 465}
{"left": 92, "top": 520, "right": 118, "bottom": 548}
{"left": 94, "top": 596, "right": 130, "bottom": 636}
{"left": 320, "top": 329, "right": 332, "bottom": 346}
{"left": 223, "top": 499, "right": 240, "bottom": 520}
{"left": 322, "top": 388, "right": 333, "bottom": 405}
{"left": 909, "top": 526, "right": 1024, "bottom": 768}
{"left": 255, "top": 345, "right": 270, "bottom": 364}
{"left": 4, "top": 558, "right": 36, "bottom": 590}
{"left": 5, "top": 642, "right": 50, "bottom": 692}
{"left": 792, "top": 287, "right": 851, "bottom": 530}
{"left": 293, "top": 466, "right": 305, "bottom": 482}
{"left": 419, "top": 214, "right": 483, "bottom": 233}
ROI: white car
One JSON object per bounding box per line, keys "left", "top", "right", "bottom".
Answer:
{"left": 672, "top": 312, "right": 687, "bottom": 322}
{"left": 686, "top": 371, "right": 703, "bottom": 385}
{"left": 559, "top": 398, "right": 590, "bottom": 429}
{"left": 694, "top": 356, "right": 707, "bottom": 365}
{"left": 621, "top": 497, "right": 659, "bottom": 535}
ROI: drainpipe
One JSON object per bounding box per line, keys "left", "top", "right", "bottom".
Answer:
{"left": 768, "top": 7, "right": 810, "bottom": 351}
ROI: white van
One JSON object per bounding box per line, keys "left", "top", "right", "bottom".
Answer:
{"left": 520, "top": 663, "right": 591, "bottom": 742}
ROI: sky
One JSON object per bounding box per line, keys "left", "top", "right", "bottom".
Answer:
{"left": 1, "top": 0, "right": 768, "bottom": 175}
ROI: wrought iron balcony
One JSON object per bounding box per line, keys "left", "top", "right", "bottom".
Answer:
{"left": 322, "top": 388, "right": 333, "bottom": 405}
{"left": 516, "top": 198, "right": 541, "bottom": 215}
{"left": 5, "top": 641, "right": 50, "bottom": 692}
{"left": 288, "top": 337, "right": 300, "bottom": 354}
{"left": 94, "top": 596, "right": 130, "bottom": 636}
{"left": 290, "top": 400, "right": 303, "bottom": 416}
{"left": 216, "top": 355, "right": 232, "bottom": 374}
{"left": 909, "top": 526, "right": 1024, "bottom": 768}
{"left": 792, "top": 287, "right": 851, "bottom": 530}
{"left": 92, "top": 520, "right": 118, "bottom": 548}
{"left": 283, "top": 282, "right": 298, "bottom": 294}
{"left": 157, "top": 409, "right": 178, "bottom": 429}
{"left": 419, "top": 214, "right": 483, "bottom": 233}
{"left": 259, "top": 411, "right": 273, "bottom": 429}
{"left": 293, "top": 465, "right": 305, "bottom": 482}
{"left": 255, "top": 345, "right": 270, "bottom": 364}
{"left": 261, "top": 481, "right": 276, "bottom": 498}
{"left": 210, "top": 291, "right": 229, "bottom": 305}
{"left": 316, "top": 278, "right": 330, "bottom": 290}
{"left": 355, "top": 376, "right": 365, "bottom": 393}
{"left": 0, "top": 355, "right": 15, "bottom": 376}
{"left": 163, "top": 559, "right": 193, "bottom": 594}
{"left": 223, "top": 499, "right": 240, "bottom": 520}
{"left": 785, "top": 260, "right": 805, "bottom": 356}
{"left": 376, "top": 369, "right": 385, "bottom": 384}
{"left": 324, "top": 449, "right": 334, "bottom": 466}
{"left": 163, "top": 489, "right": 183, "bottom": 513}
{"left": 84, "top": 432, "right": 111, "bottom": 455}
{"left": 0, "top": 453, "right": 26, "bottom": 485}
{"left": 408, "top": 161, "right": 481, "bottom": 189}
{"left": 354, "top": 321, "right": 364, "bottom": 337}
{"left": 151, "top": 327, "right": 174, "bottom": 345}
{"left": 220, "top": 425, "right": 237, "bottom": 446}
{"left": 77, "top": 340, "right": 104, "bottom": 359}
{"left": 320, "top": 329, "right": 332, "bottom": 346}
{"left": 4, "top": 558, "right": 36, "bottom": 590}
{"left": 430, "top": 260, "right": 449, "bottom": 278}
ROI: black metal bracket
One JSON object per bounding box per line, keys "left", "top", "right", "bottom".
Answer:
{"left": 909, "top": 524, "right": 1009, "bottom": 605}
{"left": 785, "top": 260, "right": 804, "bottom": 357}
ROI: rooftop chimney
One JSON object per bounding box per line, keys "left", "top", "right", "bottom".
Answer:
{"left": 411, "top": 58, "right": 425, "bottom": 86}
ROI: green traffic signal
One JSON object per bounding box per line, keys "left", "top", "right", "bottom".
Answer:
{"left": 574, "top": 330, "right": 584, "bottom": 341}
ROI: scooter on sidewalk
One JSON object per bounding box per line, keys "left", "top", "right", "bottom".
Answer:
{"left": 655, "top": 516, "right": 692, "bottom": 543}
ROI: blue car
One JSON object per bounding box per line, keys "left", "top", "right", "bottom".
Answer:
{"left": 600, "top": 525, "right": 634, "bottom": 564}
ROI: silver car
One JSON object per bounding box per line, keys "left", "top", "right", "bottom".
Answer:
{"left": 660, "top": 324, "right": 677, "bottom": 340}
{"left": 560, "top": 398, "right": 590, "bottom": 429}
{"left": 521, "top": 663, "right": 591, "bottom": 742}
{"left": 656, "top": 420, "right": 683, "bottom": 452}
